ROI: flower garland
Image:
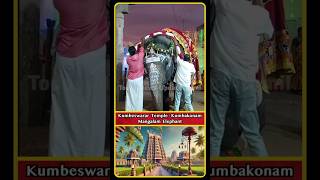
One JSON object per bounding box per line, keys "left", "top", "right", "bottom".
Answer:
{"left": 146, "top": 41, "right": 175, "bottom": 55}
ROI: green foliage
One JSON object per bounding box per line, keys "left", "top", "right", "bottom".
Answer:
{"left": 135, "top": 145, "right": 141, "bottom": 154}
{"left": 135, "top": 167, "right": 145, "bottom": 175}
{"left": 118, "top": 146, "right": 125, "bottom": 158}
{"left": 191, "top": 147, "right": 197, "bottom": 154}
{"left": 194, "top": 134, "right": 204, "bottom": 149}
{"left": 124, "top": 133, "right": 135, "bottom": 147}
{"left": 126, "top": 127, "right": 144, "bottom": 143}
{"left": 117, "top": 166, "right": 145, "bottom": 176}
{"left": 117, "top": 167, "right": 131, "bottom": 176}
{"left": 196, "top": 149, "right": 205, "bottom": 158}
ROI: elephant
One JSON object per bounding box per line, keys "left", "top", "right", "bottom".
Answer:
{"left": 143, "top": 35, "right": 177, "bottom": 111}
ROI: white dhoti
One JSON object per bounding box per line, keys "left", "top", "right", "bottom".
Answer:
{"left": 125, "top": 76, "right": 143, "bottom": 111}
{"left": 49, "top": 45, "right": 106, "bottom": 156}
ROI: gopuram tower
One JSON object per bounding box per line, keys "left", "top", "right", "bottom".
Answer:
{"left": 142, "top": 131, "right": 166, "bottom": 163}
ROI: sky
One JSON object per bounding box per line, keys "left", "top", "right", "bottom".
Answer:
{"left": 123, "top": 4, "right": 204, "bottom": 46}
{"left": 116, "top": 126, "right": 205, "bottom": 159}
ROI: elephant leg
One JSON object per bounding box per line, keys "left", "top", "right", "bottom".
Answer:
{"left": 163, "top": 84, "right": 170, "bottom": 111}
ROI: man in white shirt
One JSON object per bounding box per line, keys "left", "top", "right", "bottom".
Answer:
{"left": 210, "top": 0, "right": 274, "bottom": 156}
{"left": 174, "top": 44, "right": 196, "bottom": 111}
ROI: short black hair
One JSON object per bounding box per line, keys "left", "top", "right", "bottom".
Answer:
{"left": 128, "top": 46, "right": 136, "bottom": 56}
{"left": 184, "top": 54, "right": 191, "bottom": 62}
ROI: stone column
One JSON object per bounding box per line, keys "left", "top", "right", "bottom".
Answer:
{"left": 115, "top": 4, "right": 128, "bottom": 106}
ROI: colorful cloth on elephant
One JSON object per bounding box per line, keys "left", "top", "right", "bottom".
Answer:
{"left": 275, "top": 30, "right": 295, "bottom": 74}
{"left": 163, "top": 28, "right": 201, "bottom": 84}
{"left": 259, "top": 37, "right": 277, "bottom": 76}
{"left": 258, "top": 35, "right": 277, "bottom": 93}
{"left": 264, "top": 1, "right": 295, "bottom": 74}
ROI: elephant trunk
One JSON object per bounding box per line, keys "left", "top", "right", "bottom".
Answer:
{"left": 146, "top": 62, "right": 165, "bottom": 110}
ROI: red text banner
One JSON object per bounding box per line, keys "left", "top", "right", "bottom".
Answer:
{"left": 18, "top": 160, "right": 110, "bottom": 180}
{"left": 115, "top": 112, "right": 205, "bottom": 125}
{"left": 210, "top": 161, "right": 302, "bottom": 180}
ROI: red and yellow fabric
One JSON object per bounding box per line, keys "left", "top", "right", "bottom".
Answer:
{"left": 264, "top": 0, "right": 295, "bottom": 74}
{"left": 162, "top": 28, "right": 202, "bottom": 86}
{"left": 140, "top": 28, "right": 201, "bottom": 86}
{"left": 258, "top": 38, "right": 275, "bottom": 93}
{"left": 259, "top": 37, "right": 277, "bottom": 76}
{"left": 275, "top": 30, "right": 295, "bottom": 74}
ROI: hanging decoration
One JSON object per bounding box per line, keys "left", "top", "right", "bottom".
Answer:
{"left": 264, "top": 0, "right": 296, "bottom": 74}
{"left": 146, "top": 41, "right": 174, "bottom": 55}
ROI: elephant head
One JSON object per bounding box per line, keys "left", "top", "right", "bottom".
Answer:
{"left": 143, "top": 35, "right": 176, "bottom": 110}
{"left": 140, "top": 28, "right": 200, "bottom": 111}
